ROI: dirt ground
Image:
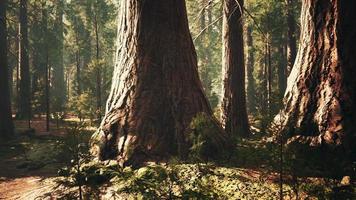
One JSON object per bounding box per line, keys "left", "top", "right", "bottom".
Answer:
{"left": 0, "top": 119, "right": 66, "bottom": 200}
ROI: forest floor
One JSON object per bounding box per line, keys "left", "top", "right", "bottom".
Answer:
{"left": 0, "top": 119, "right": 354, "bottom": 199}
{"left": 0, "top": 119, "right": 68, "bottom": 200}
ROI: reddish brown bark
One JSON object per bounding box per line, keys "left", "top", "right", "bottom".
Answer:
{"left": 91, "top": 0, "right": 226, "bottom": 165}
{"left": 222, "top": 0, "right": 250, "bottom": 137}
{"left": 278, "top": 0, "right": 356, "bottom": 152}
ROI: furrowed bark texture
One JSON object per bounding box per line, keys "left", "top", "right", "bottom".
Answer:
{"left": 91, "top": 0, "right": 219, "bottom": 165}
{"left": 0, "top": 0, "right": 14, "bottom": 138}
{"left": 279, "top": 0, "right": 356, "bottom": 152}
{"left": 222, "top": 0, "right": 250, "bottom": 137}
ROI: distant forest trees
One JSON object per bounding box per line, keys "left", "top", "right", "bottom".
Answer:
{"left": 0, "top": 0, "right": 116, "bottom": 137}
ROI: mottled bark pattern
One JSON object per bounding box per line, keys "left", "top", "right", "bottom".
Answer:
{"left": 0, "top": 0, "right": 14, "bottom": 138}
{"left": 222, "top": 0, "right": 250, "bottom": 136}
{"left": 92, "top": 0, "right": 216, "bottom": 165}
{"left": 279, "top": 0, "right": 356, "bottom": 151}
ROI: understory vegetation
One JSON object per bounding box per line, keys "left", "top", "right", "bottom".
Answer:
{"left": 1, "top": 121, "right": 354, "bottom": 199}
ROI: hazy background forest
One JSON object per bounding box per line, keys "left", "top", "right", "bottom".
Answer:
{"left": 0, "top": 0, "right": 355, "bottom": 199}
{"left": 4, "top": 0, "right": 299, "bottom": 125}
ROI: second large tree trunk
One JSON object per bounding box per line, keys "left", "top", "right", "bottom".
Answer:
{"left": 91, "top": 0, "right": 226, "bottom": 165}
{"left": 222, "top": 0, "right": 250, "bottom": 137}
{"left": 277, "top": 0, "right": 356, "bottom": 154}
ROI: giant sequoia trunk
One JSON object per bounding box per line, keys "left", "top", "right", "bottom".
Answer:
{"left": 91, "top": 0, "right": 226, "bottom": 165}
{"left": 0, "top": 0, "right": 14, "bottom": 138}
{"left": 222, "top": 0, "right": 250, "bottom": 137}
{"left": 278, "top": 0, "right": 356, "bottom": 154}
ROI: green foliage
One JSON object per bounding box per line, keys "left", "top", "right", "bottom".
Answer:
{"left": 6, "top": 0, "right": 116, "bottom": 119}
{"left": 186, "top": 0, "right": 223, "bottom": 110}
{"left": 188, "top": 113, "right": 229, "bottom": 162}
{"left": 58, "top": 161, "right": 119, "bottom": 187}
{"left": 110, "top": 164, "right": 219, "bottom": 199}
{"left": 67, "top": 92, "right": 96, "bottom": 122}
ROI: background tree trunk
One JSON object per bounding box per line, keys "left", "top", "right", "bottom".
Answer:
{"left": 285, "top": 0, "right": 297, "bottom": 75}
{"left": 18, "top": 0, "right": 31, "bottom": 120}
{"left": 91, "top": 0, "right": 226, "bottom": 165}
{"left": 278, "top": 0, "right": 356, "bottom": 153}
{"left": 278, "top": 45, "right": 287, "bottom": 99}
{"left": 43, "top": 6, "right": 50, "bottom": 132}
{"left": 222, "top": 0, "right": 250, "bottom": 137}
{"left": 94, "top": 7, "right": 102, "bottom": 121}
{"left": 0, "top": 0, "right": 14, "bottom": 139}
{"left": 246, "top": 26, "right": 256, "bottom": 114}
{"left": 52, "top": 0, "right": 65, "bottom": 112}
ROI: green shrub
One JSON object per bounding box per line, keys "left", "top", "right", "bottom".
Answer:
{"left": 188, "top": 113, "right": 230, "bottom": 162}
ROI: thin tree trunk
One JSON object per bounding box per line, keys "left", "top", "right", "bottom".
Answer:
{"left": 45, "top": 53, "right": 50, "bottom": 132}
{"left": 278, "top": 45, "right": 287, "bottom": 99}
{"left": 261, "top": 40, "right": 269, "bottom": 131}
{"left": 246, "top": 26, "right": 256, "bottom": 114}
{"left": 52, "top": 0, "right": 65, "bottom": 112}
{"left": 285, "top": 0, "right": 297, "bottom": 75}
{"left": 43, "top": 6, "right": 50, "bottom": 132}
{"left": 75, "top": 24, "right": 81, "bottom": 96}
{"left": 18, "top": 0, "right": 31, "bottom": 123}
{"left": 267, "top": 39, "right": 272, "bottom": 116}
{"left": 222, "top": 0, "right": 250, "bottom": 137}
{"left": 94, "top": 9, "right": 101, "bottom": 121}
{"left": 16, "top": 24, "right": 20, "bottom": 113}
{"left": 92, "top": 0, "right": 228, "bottom": 166}
{"left": 0, "top": 0, "right": 14, "bottom": 139}
{"left": 278, "top": 0, "right": 356, "bottom": 154}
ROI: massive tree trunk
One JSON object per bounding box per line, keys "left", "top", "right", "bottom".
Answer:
{"left": 222, "top": 0, "right": 250, "bottom": 137}
{"left": 18, "top": 0, "right": 30, "bottom": 120}
{"left": 91, "top": 0, "right": 226, "bottom": 165}
{"left": 0, "top": 0, "right": 14, "bottom": 139}
{"left": 278, "top": 0, "right": 356, "bottom": 154}
{"left": 285, "top": 0, "right": 297, "bottom": 75}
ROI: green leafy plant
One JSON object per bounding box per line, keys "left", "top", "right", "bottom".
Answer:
{"left": 188, "top": 113, "right": 230, "bottom": 162}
